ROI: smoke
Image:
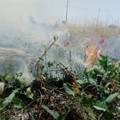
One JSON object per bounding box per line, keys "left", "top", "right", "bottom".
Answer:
{"left": 0, "top": 10, "right": 70, "bottom": 84}
{"left": 101, "top": 37, "right": 120, "bottom": 59}
{"left": 0, "top": 0, "right": 120, "bottom": 84}
{"left": 19, "top": 61, "right": 34, "bottom": 85}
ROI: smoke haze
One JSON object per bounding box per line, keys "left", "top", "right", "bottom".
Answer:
{"left": 0, "top": 0, "right": 120, "bottom": 84}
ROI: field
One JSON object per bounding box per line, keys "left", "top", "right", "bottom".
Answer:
{"left": 0, "top": 23, "right": 120, "bottom": 120}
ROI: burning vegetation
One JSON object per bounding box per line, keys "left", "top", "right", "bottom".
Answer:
{"left": 0, "top": 31, "right": 120, "bottom": 120}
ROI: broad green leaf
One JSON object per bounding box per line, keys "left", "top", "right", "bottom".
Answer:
{"left": 107, "top": 64, "right": 115, "bottom": 71}
{"left": 93, "top": 102, "right": 108, "bottom": 111}
{"left": 93, "top": 106, "right": 106, "bottom": 111}
{"left": 117, "top": 84, "right": 120, "bottom": 89}
{"left": 99, "top": 60, "right": 107, "bottom": 70}
{"left": 42, "top": 105, "right": 60, "bottom": 119}
{"left": 0, "top": 89, "right": 19, "bottom": 110}
{"left": 105, "top": 82, "right": 111, "bottom": 89}
{"left": 13, "top": 97, "right": 25, "bottom": 108}
{"left": 89, "top": 79, "right": 97, "bottom": 85}
{"left": 106, "top": 93, "right": 119, "bottom": 103}
{"left": 100, "top": 54, "right": 108, "bottom": 61}
{"left": 77, "top": 80, "right": 87, "bottom": 84}
{"left": 63, "top": 83, "right": 75, "bottom": 96}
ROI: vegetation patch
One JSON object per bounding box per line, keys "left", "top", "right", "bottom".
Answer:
{"left": 0, "top": 37, "right": 120, "bottom": 120}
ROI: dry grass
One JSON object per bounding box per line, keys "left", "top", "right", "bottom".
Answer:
{"left": 66, "top": 22, "right": 120, "bottom": 38}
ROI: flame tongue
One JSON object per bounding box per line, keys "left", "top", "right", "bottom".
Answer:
{"left": 68, "top": 75, "right": 79, "bottom": 95}
{"left": 71, "top": 79, "right": 79, "bottom": 95}
{"left": 85, "top": 44, "right": 101, "bottom": 67}
{"left": 80, "top": 37, "right": 103, "bottom": 67}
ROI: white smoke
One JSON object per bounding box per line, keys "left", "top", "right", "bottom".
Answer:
{"left": 0, "top": 0, "right": 119, "bottom": 84}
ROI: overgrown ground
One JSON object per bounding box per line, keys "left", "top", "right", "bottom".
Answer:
{"left": 0, "top": 25, "right": 120, "bottom": 120}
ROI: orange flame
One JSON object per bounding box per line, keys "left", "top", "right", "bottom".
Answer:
{"left": 85, "top": 44, "right": 101, "bottom": 67}
{"left": 71, "top": 77, "right": 79, "bottom": 95}
{"left": 81, "top": 37, "right": 102, "bottom": 67}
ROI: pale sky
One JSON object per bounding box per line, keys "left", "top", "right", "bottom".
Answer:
{"left": 0, "top": 0, "right": 120, "bottom": 25}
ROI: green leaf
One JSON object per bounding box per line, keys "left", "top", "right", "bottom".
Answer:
{"left": 63, "top": 83, "right": 76, "bottom": 96}
{"left": 117, "top": 94, "right": 120, "bottom": 99}
{"left": 77, "top": 80, "right": 87, "bottom": 84}
{"left": 99, "top": 55, "right": 109, "bottom": 70}
{"left": 13, "top": 97, "right": 25, "bottom": 108}
{"left": 117, "top": 84, "right": 120, "bottom": 89}
{"left": 106, "top": 93, "right": 119, "bottom": 103}
{"left": 104, "top": 111, "right": 114, "bottom": 120}
{"left": 105, "top": 82, "right": 111, "bottom": 89}
{"left": 99, "top": 60, "right": 107, "bottom": 70}
{"left": 89, "top": 78, "right": 97, "bottom": 85}
{"left": 42, "top": 105, "right": 60, "bottom": 119}
{"left": 107, "top": 64, "right": 115, "bottom": 71}
{"left": 93, "top": 106, "right": 106, "bottom": 111}
{"left": 93, "top": 102, "right": 108, "bottom": 111}
{"left": 1, "top": 89, "right": 19, "bottom": 110}
{"left": 100, "top": 54, "right": 108, "bottom": 61}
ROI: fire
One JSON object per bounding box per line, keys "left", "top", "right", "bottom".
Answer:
{"left": 80, "top": 37, "right": 102, "bottom": 67}
{"left": 71, "top": 78, "right": 79, "bottom": 95}
{"left": 66, "top": 75, "right": 79, "bottom": 95}
{"left": 85, "top": 44, "right": 101, "bottom": 67}
{"left": 62, "top": 37, "right": 103, "bottom": 67}
{"left": 107, "top": 86, "right": 114, "bottom": 92}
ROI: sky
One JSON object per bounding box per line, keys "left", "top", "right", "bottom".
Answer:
{"left": 0, "top": 0, "right": 120, "bottom": 25}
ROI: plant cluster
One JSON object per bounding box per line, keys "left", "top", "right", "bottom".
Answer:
{"left": 0, "top": 38, "right": 120, "bottom": 120}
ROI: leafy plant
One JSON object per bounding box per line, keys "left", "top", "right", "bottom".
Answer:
{"left": 63, "top": 83, "right": 76, "bottom": 96}
{"left": 0, "top": 89, "right": 20, "bottom": 111}
{"left": 42, "top": 105, "right": 60, "bottom": 119}
{"left": 78, "top": 54, "right": 120, "bottom": 119}
{"left": 0, "top": 53, "right": 119, "bottom": 120}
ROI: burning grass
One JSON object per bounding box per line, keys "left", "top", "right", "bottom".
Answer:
{"left": 0, "top": 23, "right": 120, "bottom": 119}
{"left": 0, "top": 37, "right": 120, "bottom": 120}
{"left": 0, "top": 56, "right": 119, "bottom": 120}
